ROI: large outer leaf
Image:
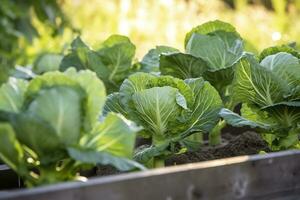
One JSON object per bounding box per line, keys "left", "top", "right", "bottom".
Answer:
{"left": 233, "top": 55, "right": 288, "bottom": 107}
{"left": 60, "top": 37, "right": 115, "bottom": 93}
{"left": 60, "top": 37, "right": 108, "bottom": 74}
{"left": 186, "top": 32, "right": 243, "bottom": 71}
{"left": 259, "top": 45, "right": 300, "bottom": 61}
{"left": 26, "top": 69, "right": 106, "bottom": 132}
{"left": 97, "top": 35, "right": 136, "bottom": 91}
{"left": 60, "top": 35, "right": 131, "bottom": 93}
{"left": 119, "top": 72, "right": 155, "bottom": 106}
{"left": 68, "top": 148, "right": 145, "bottom": 171}
{"left": 33, "top": 53, "right": 63, "bottom": 74}
{"left": 159, "top": 53, "right": 208, "bottom": 79}
{"left": 261, "top": 103, "right": 300, "bottom": 128}
{"left": 131, "top": 86, "right": 182, "bottom": 139}
{"left": 82, "top": 113, "right": 137, "bottom": 158}
{"left": 184, "top": 20, "right": 238, "bottom": 47}
{"left": 241, "top": 103, "right": 276, "bottom": 126}
{"left": 25, "top": 71, "right": 81, "bottom": 100}
{"left": 220, "top": 108, "right": 271, "bottom": 129}
{"left": 60, "top": 38, "right": 108, "bottom": 76}
{"left": 141, "top": 45, "right": 179, "bottom": 72}
{"left": 134, "top": 143, "right": 169, "bottom": 164}
{"left": 0, "top": 123, "right": 27, "bottom": 174}
{"left": 103, "top": 92, "right": 128, "bottom": 117}
{"left": 27, "top": 86, "right": 83, "bottom": 146}
{"left": 71, "top": 37, "right": 89, "bottom": 49}
{"left": 182, "top": 78, "right": 223, "bottom": 134}
{"left": 98, "top": 34, "right": 131, "bottom": 48}
{"left": 65, "top": 69, "right": 106, "bottom": 132}
{"left": 68, "top": 113, "right": 144, "bottom": 171}
{"left": 262, "top": 101, "right": 300, "bottom": 108}
{"left": 260, "top": 52, "right": 300, "bottom": 89}
{"left": 0, "top": 78, "right": 28, "bottom": 113}
{"left": 10, "top": 113, "right": 64, "bottom": 164}
{"left": 60, "top": 53, "right": 84, "bottom": 70}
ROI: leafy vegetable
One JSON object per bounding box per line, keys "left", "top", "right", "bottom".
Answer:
{"left": 259, "top": 45, "right": 300, "bottom": 61}
{"left": 0, "top": 18, "right": 299, "bottom": 187}
{"left": 184, "top": 20, "right": 239, "bottom": 48}
{"left": 161, "top": 20, "right": 244, "bottom": 103}
{"left": 159, "top": 20, "right": 244, "bottom": 145}
{"left": 140, "top": 46, "right": 179, "bottom": 73}
{"left": 221, "top": 50, "right": 300, "bottom": 150}
{"left": 60, "top": 35, "right": 138, "bottom": 93}
{"left": 104, "top": 72, "right": 223, "bottom": 167}
{"left": 0, "top": 68, "right": 143, "bottom": 187}
{"left": 33, "top": 53, "right": 63, "bottom": 74}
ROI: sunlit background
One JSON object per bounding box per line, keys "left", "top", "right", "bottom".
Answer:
{"left": 17, "top": 0, "right": 300, "bottom": 63}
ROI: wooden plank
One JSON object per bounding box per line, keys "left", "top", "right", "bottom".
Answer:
{"left": 1, "top": 150, "right": 300, "bottom": 200}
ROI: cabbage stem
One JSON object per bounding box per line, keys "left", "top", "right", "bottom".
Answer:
{"left": 153, "top": 158, "right": 165, "bottom": 168}
{"left": 209, "top": 120, "right": 226, "bottom": 146}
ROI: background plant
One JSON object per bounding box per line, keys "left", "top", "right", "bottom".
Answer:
{"left": 2, "top": 0, "right": 300, "bottom": 80}
{"left": 221, "top": 46, "right": 300, "bottom": 150}
{"left": 0, "top": 0, "right": 74, "bottom": 84}
{"left": 59, "top": 36, "right": 139, "bottom": 94}
{"left": 25, "top": 0, "right": 300, "bottom": 60}
{"left": 157, "top": 20, "right": 244, "bottom": 145}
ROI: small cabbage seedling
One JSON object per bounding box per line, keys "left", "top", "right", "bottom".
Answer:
{"left": 220, "top": 46, "right": 300, "bottom": 150}
{"left": 0, "top": 68, "right": 144, "bottom": 187}
{"left": 104, "top": 72, "right": 223, "bottom": 167}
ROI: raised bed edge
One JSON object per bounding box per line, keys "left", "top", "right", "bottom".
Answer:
{"left": 1, "top": 150, "right": 300, "bottom": 200}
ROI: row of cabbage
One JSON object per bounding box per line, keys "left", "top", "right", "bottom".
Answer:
{"left": 0, "top": 20, "right": 299, "bottom": 187}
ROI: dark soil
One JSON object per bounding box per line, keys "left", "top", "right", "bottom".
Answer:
{"left": 135, "top": 137, "right": 151, "bottom": 147}
{"left": 96, "top": 165, "right": 122, "bottom": 176}
{"left": 95, "top": 130, "right": 270, "bottom": 176}
{"left": 165, "top": 131, "right": 270, "bottom": 166}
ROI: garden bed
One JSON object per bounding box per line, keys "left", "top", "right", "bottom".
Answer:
{"left": 0, "top": 128, "right": 268, "bottom": 183}
{"left": 1, "top": 150, "right": 300, "bottom": 200}
{"left": 97, "top": 127, "right": 270, "bottom": 175}
{"left": 0, "top": 128, "right": 283, "bottom": 189}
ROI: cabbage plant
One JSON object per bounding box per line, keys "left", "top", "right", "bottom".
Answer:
{"left": 0, "top": 68, "right": 144, "bottom": 187}
{"left": 60, "top": 35, "right": 138, "bottom": 94}
{"left": 158, "top": 20, "right": 244, "bottom": 145}
{"left": 140, "top": 45, "right": 179, "bottom": 73}
{"left": 220, "top": 47, "right": 300, "bottom": 150}
{"left": 104, "top": 72, "right": 223, "bottom": 167}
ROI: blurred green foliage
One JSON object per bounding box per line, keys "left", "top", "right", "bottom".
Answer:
{"left": 0, "top": 0, "right": 72, "bottom": 84}
{"left": 57, "top": 0, "right": 300, "bottom": 58}
{"left": 1, "top": 0, "right": 300, "bottom": 83}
